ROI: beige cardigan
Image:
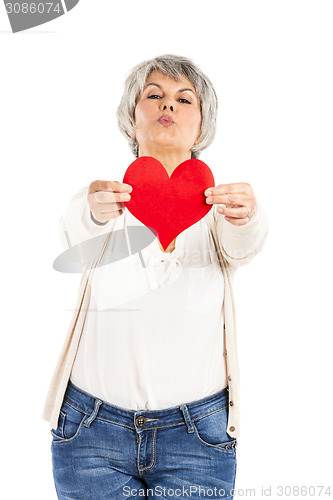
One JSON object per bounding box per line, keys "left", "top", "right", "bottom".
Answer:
{"left": 42, "top": 186, "right": 269, "bottom": 438}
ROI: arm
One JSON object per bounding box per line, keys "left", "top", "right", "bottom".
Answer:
{"left": 210, "top": 189, "right": 269, "bottom": 267}
{"left": 58, "top": 186, "right": 118, "bottom": 251}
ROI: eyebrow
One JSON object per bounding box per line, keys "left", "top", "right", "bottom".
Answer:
{"left": 144, "top": 83, "right": 196, "bottom": 94}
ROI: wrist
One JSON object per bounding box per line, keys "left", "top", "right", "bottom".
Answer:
{"left": 90, "top": 210, "right": 108, "bottom": 226}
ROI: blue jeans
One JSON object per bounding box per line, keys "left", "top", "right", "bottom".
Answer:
{"left": 51, "top": 380, "right": 237, "bottom": 499}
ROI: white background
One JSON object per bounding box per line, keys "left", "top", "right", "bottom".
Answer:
{"left": 1, "top": 1, "right": 332, "bottom": 498}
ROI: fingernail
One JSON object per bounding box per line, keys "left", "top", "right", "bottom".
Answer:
{"left": 206, "top": 197, "right": 213, "bottom": 203}
{"left": 206, "top": 190, "right": 212, "bottom": 196}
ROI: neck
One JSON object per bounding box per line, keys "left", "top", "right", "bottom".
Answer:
{"left": 138, "top": 147, "right": 192, "bottom": 177}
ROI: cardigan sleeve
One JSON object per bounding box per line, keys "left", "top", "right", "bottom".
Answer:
{"left": 58, "top": 186, "right": 118, "bottom": 250}
{"left": 212, "top": 193, "right": 269, "bottom": 267}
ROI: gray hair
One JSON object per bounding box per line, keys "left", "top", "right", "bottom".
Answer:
{"left": 116, "top": 54, "right": 218, "bottom": 159}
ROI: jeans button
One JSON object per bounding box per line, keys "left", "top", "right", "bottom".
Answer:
{"left": 136, "top": 416, "right": 146, "bottom": 427}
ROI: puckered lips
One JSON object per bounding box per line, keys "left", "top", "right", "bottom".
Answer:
{"left": 158, "top": 114, "right": 174, "bottom": 126}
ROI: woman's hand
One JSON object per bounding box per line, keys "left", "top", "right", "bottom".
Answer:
{"left": 205, "top": 182, "right": 256, "bottom": 226}
{"left": 87, "top": 180, "right": 133, "bottom": 224}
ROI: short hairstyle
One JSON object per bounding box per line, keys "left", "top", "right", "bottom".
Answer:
{"left": 116, "top": 54, "right": 218, "bottom": 158}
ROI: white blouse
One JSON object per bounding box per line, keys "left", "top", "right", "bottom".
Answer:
{"left": 70, "top": 209, "right": 227, "bottom": 410}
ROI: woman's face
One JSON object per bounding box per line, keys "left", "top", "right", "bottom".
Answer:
{"left": 134, "top": 70, "right": 201, "bottom": 157}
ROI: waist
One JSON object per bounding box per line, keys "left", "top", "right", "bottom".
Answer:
{"left": 63, "top": 379, "right": 229, "bottom": 431}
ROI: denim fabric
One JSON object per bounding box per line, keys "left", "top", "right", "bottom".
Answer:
{"left": 50, "top": 380, "right": 237, "bottom": 499}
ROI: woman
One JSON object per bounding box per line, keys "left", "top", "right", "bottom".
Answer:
{"left": 43, "top": 54, "right": 268, "bottom": 499}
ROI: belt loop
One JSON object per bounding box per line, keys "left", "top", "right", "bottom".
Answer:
{"left": 179, "top": 404, "right": 195, "bottom": 434}
{"left": 84, "top": 399, "right": 103, "bottom": 428}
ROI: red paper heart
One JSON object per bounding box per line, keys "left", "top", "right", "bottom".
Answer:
{"left": 122, "top": 156, "right": 215, "bottom": 250}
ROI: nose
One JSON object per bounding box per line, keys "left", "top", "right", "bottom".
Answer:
{"left": 162, "top": 104, "right": 174, "bottom": 112}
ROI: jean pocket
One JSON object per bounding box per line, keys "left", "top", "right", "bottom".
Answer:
{"left": 192, "top": 405, "right": 237, "bottom": 457}
{"left": 51, "top": 400, "right": 87, "bottom": 444}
